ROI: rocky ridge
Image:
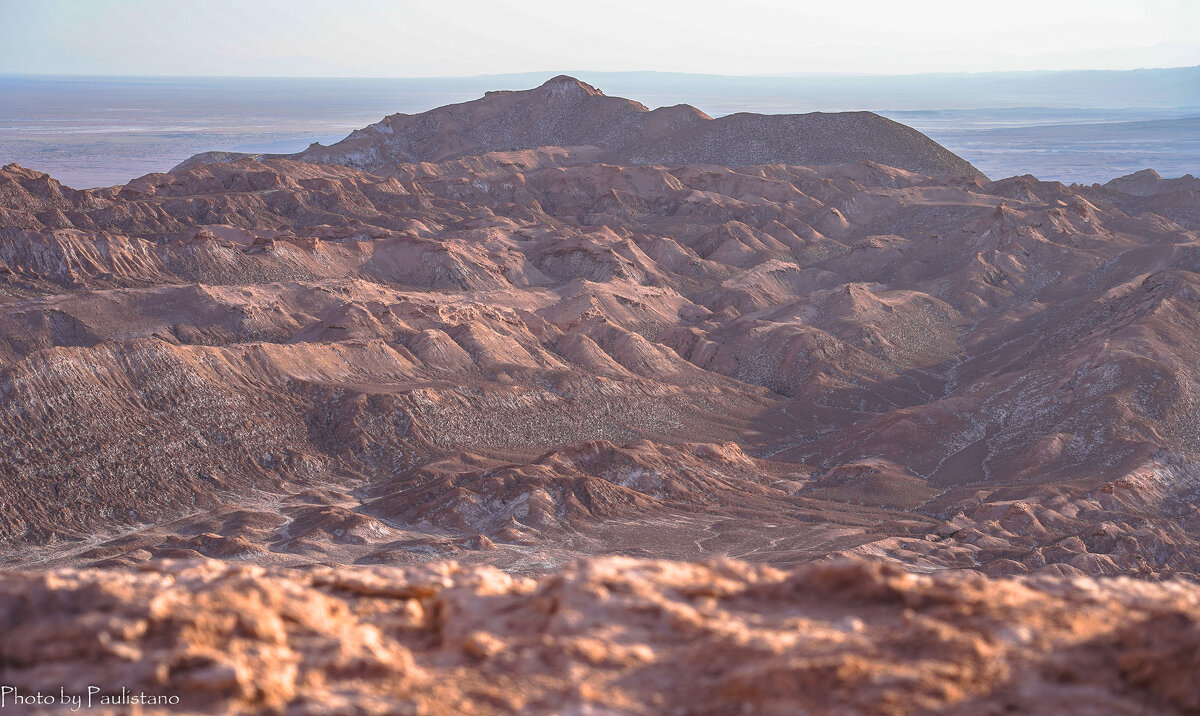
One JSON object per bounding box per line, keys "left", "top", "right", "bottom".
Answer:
{"left": 174, "top": 76, "right": 985, "bottom": 180}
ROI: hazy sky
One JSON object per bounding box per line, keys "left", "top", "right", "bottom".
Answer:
{"left": 2, "top": 0, "right": 1199, "bottom": 77}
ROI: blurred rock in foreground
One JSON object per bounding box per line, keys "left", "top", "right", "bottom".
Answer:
{"left": 2, "top": 557, "right": 1199, "bottom": 715}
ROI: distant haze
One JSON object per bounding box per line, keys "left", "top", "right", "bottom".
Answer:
{"left": 1, "top": 0, "right": 1198, "bottom": 77}
{"left": 2, "top": 69, "right": 1199, "bottom": 187}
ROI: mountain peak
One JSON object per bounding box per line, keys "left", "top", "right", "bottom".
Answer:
{"left": 538, "top": 75, "right": 606, "bottom": 98}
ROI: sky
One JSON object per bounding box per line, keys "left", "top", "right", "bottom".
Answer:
{"left": 1, "top": 0, "right": 1199, "bottom": 77}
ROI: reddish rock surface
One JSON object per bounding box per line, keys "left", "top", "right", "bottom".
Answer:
{"left": 2, "top": 556, "right": 1200, "bottom": 715}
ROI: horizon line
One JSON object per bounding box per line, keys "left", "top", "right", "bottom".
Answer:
{"left": 2, "top": 64, "right": 1199, "bottom": 82}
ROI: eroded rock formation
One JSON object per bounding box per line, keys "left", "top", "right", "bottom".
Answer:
{"left": 2, "top": 556, "right": 1199, "bottom": 714}
{"left": 3, "top": 147, "right": 1200, "bottom": 579}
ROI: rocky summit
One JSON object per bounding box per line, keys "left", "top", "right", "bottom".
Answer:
{"left": 174, "top": 75, "right": 984, "bottom": 179}
{"left": 3, "top": 77, "right": 1200, "bottom": 713}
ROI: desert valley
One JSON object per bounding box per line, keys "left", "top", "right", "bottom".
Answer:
{"left": 2, "top": 75, "right": 1200, "bottom": 713}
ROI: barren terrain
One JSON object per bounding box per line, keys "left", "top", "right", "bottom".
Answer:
{"left": 3, "top": 76, "right": 1200, "bottom": 713}
{"left": 5, "top": 556, "right": 1200, "bottom": 715}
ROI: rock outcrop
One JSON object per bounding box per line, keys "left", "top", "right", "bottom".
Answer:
{"left": 3, "top": 556, "right": 1200, "bottom": 715}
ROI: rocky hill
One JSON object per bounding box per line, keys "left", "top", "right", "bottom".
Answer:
{"left": 174, "top": 76, "right": 985, "bottom": 179}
